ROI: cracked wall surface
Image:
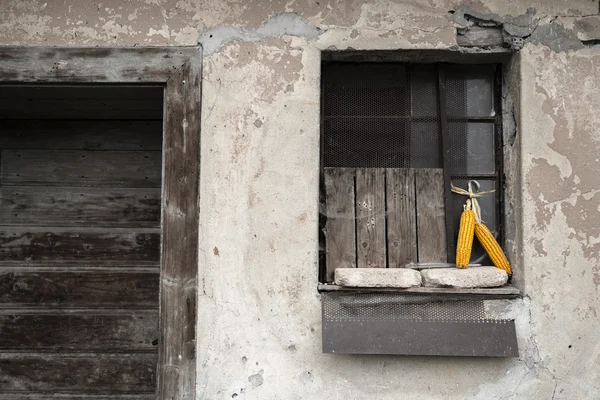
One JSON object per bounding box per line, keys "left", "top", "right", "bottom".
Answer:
{"left": 2, "top": 1, "right": 600, "bottom": 399}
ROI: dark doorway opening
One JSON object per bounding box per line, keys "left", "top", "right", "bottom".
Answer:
{"left": 0, "top": 84, "right": 164, "bottom": 397}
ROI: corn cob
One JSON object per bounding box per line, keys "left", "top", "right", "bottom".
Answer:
{"left": 455, "top": 204, "right": 475, "bottom": 268}
{"left": 474, "top": 223, "right": 512, "bottom": 275}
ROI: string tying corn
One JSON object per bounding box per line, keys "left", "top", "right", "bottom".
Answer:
{"left": 451, "top": 181, "right": 512, "bottom": 275}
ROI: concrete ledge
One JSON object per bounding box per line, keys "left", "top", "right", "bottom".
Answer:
{"left": 421, "top": 267, "right": 508, "bottom": 288}
{"left": 335, "top": 268, "right": 422, "bottom": 288}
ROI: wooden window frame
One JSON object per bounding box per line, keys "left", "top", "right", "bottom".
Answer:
{"left": 0, "top": 46, "right": 202, "bottom": 399}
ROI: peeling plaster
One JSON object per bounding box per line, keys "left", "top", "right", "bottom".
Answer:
{"left": 199, "top": 13, "right": 322, "bottom": 54}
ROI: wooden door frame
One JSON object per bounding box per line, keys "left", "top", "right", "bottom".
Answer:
{"left": 0, "top": 46, "right": 202, "bottom": 400}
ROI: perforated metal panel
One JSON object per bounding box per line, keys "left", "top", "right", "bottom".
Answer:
{"left": 322, "top": 292, "right": 518, "bottom": 357}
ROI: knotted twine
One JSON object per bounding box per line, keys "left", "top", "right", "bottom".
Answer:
{"left": 451, "top": 181, "right": 494, "bottom": 225}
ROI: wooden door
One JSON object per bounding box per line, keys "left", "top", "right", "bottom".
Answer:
{"left": 0, "top": 86, "right": 163, "bottom": 398}
{"left": 0, "top": 47, "right": 202, "bottom": 400}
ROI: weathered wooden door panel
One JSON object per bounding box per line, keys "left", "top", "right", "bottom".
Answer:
{"left": 0, "top": 229, "right": 160, "bottom": 261}
{"left": 0, "top": 354, "right": 157, "bottom": 393}
{"left": 0, "top": 312, "right": 158, "bottom": 350}
{"left": 1, "top": 149, "right": 162, "bottom": 187}
{"left": 0, "top": 46, "right": 202, "bottom": 399}
{"left": 0, "top": 120, "right": 163, "bottom": 150}
{"left": 0, "top": 270, "right": 159, "bottom": 307}
{"left": 0, "top": 187, "right": 161, "bottom": 227}
{"left": 0, "top": 88, "right": 163, "bottom": 397}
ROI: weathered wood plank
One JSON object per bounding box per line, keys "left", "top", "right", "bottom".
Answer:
{"left": 356, "top": 168, "right": 386, "bottom": 268}
{"left": 0, "top": 150, "right": 161, "bottom": 187}
{"left": 415, "top": 169, "right": 447, "bottom": 262}
{"left": 0, "top": 353, "right": 157, "bottom": 393}
{"left": 0, "top": 97, "right": 162, "bottom": 120}
{"left": 0, "top": 120, "right": 162, "bottom": 150}
{"left": 0, "top": 312, "right": 158, "bottom": 351}
{"left": 386, "top": 168, "right": 417, "bottom": 267}
{"left": 0, "top": 187, "right": 160, "bottom": 228}
{"left": 0, "top": 46, "right": 199, "bottom": 83}
{"left": 0, "top": 85, "right": 161, "bottom": 103}
{"left": 324, "top": 168, "right": 356, "bottom": 282}
{"left": 0, "top": 271, "right": 158, "bottom": 308}
{"left": 0, "top": 229, "right": 160, "bottom": 262}
{"left": 158, "top": 51, "right": 201, "bottom": 399}
{"left": 0, "top": 395, "right": 154, "bottom": 400}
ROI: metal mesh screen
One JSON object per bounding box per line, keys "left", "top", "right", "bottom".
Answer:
{"left": 322, "top": 63, "right": 439, "bottom": 169}
{"left": 321, "top": 292, "right": 519, "bottom": 356}
{"left": 323, "top": 292, "right": 486, "bottom": 322}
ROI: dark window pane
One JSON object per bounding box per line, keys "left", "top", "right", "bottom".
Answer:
{"left": 411, "top": 64, "right": 438, "bottom": 118}
{"left": 445, "top": 65, "right": 494, "bottom": 117}
{"left": 448, "top": 122, "right": 495, "bottom": 176}
{"left": 410, "top": 121, "right": 442, "bottom": 168}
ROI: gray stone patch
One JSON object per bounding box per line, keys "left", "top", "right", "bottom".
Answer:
{"left": 574, "top": 16, "right": 600, "bottom": 41}
{"left": 421, "top": 267, "right": 508, "bottom": 288}
{"left": 248, "top": 370, "right": 264, "bottom": 387}
{"left": 335, "top": 268, "right": 422, "bottom": 288}
{"left": 254, "top": 119, "right": 262, "bottom": 128}
{"left": 199, "top": 12, "right": 323, "bottom": 54}
{"left": 529, "top": 20, "right": 584, "bottom": 52}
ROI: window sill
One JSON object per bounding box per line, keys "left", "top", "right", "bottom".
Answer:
{"left": 318, "top": 283, "right": 520, "bottom": 300}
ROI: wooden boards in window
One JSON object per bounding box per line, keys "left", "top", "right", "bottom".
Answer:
{"left": 386, "top": 168, "right": 417, "bottom": 268}
{"left": 324, "top": 168, "right": 356, "bottom": 282}
{"left": 415, "top": 168, "right": 446, "bottom": 263}
{"left": 324, "top": 167, "right": 447, "bottom": 278}
{"left": 356, "top": 168, "right": 386, "bottom": 268}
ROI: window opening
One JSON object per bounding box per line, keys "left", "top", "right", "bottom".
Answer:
{"left": 319, "top": 61, "right": 503, "bottom": 283}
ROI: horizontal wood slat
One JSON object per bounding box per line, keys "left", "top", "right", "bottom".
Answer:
{"left": 0, "top": 120, "right": 163, "bottom": 150}
{"left": 0, "top": 46, "right": 199, "bottom": 83}
{"left": 0, "top": 353, "right": 157, "bottom": 393}
{"left": 0, "top": 395, "right": 155, "bottom": 400}
{"left": 0, "top": 150, "right": 162, "bottom": 187}
{"left": 0, "top": 187, "right": 160, "bottom": 228}
{"left": 0, "top": 99, "right": 162, "bottom": 120}
{"left": 0, "top": 271, "right": 158, "bottom": 308}
{"left": 0, "top": 230, "right": 160, "bottom": 262}
{"left": 0, "top": 312, "right": 158, "bottom": 351}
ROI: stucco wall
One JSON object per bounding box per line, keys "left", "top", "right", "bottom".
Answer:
{"left": 2, "top": 1, "right": 600, "bottom": 399}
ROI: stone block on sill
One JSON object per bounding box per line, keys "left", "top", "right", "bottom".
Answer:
{"left": 335, "top": 268, "right": 422, "bottom": 288}
{"left": 421, "top": 266, "right": 508, "bottom": 289}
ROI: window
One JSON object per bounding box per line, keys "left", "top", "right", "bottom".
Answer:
{"left": 319, "top": 61, "right": 503, "bottom": 283}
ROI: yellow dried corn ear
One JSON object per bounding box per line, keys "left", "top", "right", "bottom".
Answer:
{"left": 474, "top": 223, "right": 512, "bottom": 275}
{"left": 455, "top": 209, "right": 475, "bottom": 268}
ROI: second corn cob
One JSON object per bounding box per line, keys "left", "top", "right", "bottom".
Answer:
{"left": 474, "top": 223, "right": 512, "bottom": 275}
